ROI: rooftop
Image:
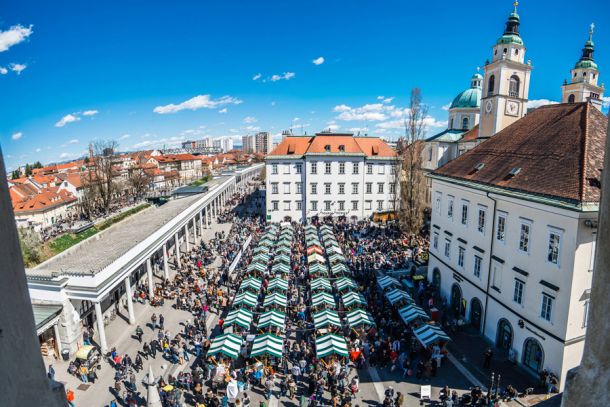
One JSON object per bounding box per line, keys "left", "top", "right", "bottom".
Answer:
{"left": 268, "top": 133, "right": 397, "bottom": 158}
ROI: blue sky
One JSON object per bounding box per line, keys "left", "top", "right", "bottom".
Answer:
{"left": 1, "top": 0, "right": 609, "bottom": 170}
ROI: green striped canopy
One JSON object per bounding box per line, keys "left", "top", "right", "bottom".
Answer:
{"left": 239, "top": 277, "right": 262, "bottom": 293}
{"left": 331, "top": 263, "right": 349, "bottom": 275}
{"left": 251, "top": 253, "right": 270, "bottom": 265}
{"left": 247, "top": 262, "right": 267, "bottom": 273}
{"left": 259, "top": 238, "right": 274, "bottom": 247}
{"left": 277, "top": 240, "right": 292, "bottom": 248}
{"left": 335, "top": 277, "right": 357, "bottom": 292}
{"left": 271, "top": 262, "right": 290, "bottom": 274}
{"left": 233, "top": 291, "right": 258, "bottom": 308}
{"left": 346, "top": 309, "right": 376, "bottom": 328}
{"left": 253, "top": 245, "right": 270, "bottom": 255}
{"left": 313, "top": 309, "right": 342, "bottom": 329}
{"left": 274, "top": 254, "right": 291, "bottom": 265}
{"left": 385, "top": 288, "right": 413, "bottom": 306}
{"left": 263, "top": 292, "right": 287, "bottom": 308}
{"left": 307, "top": 253, "right": 325, "bottom": 264}
{"left": 320, "top": 229, "right": 334, "bottom": 238}
{"left": 398, "top": 304, "right": 429, "bottom": 324}
{"left": 278, "top": 235, "right": 292, "bottom": 244}
{"left": 378, "top": 275, "right": 400, "bottom": 290}
{"left": 309, "top": 263, "right": 328, "bottom": 275}
{"left": 326, "top": 245, "right": 343, "bottom": 255}
{"left": 267, "top": 278, "right": 289, "bottom": 292}
{"left": 257, "top": 310, "right": 286, "bottom": 331}
{"left": 319, "top": 224, "right": 332, "bottom": 232}
{"left": 306, "top": 235, "right": 321, "bottom": 244}
{"left": 328, "top": 254, "right": 346, "bottom": 264}
{"left": 207, "top": 333, "right": 243, "bottom": 359}
{"left": 413, "top": 324, "right": 451, "bottom": 347}
{"left": 310, "top": 278, "right": 332, "bottom": 292}
{"left": 315, "top": 333, "right": 348, "bottom": 358}
{"left": 341, "top": 291, "right": 367, "bottom": 308}
{"left": 275, "top": 245, "right": 291, "bottom": 255}
{"left": 250, "top": 334, "right": 284, "bottom": 358}
{"left": 224, "top": 308, "right": 254, "bottom": 329}
{"left": 312, "top": 292, "right": 336, "bottom": 308}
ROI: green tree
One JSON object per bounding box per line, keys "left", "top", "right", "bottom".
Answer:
{"left": 24, "top": 163, "right": 32, "bottom": 177}
{"left": 18, "top": 228, "right": 44, "bottom": 266}
{"left": 11, "top": 169, "right": 22, "bottom": 179}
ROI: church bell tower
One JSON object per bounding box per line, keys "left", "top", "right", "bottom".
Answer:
{"left": 479, "top": 1, "right": 532, "bottom": 139}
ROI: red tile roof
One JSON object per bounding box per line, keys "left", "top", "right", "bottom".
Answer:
{"left": 269, "top": 133, "right": 396, "bottom": 157}
{"left": 11, "top": 188, "right": 77, "bottom": 214}
{"left": 459, "top": 124, "right": 479, "bottom": 142}
{"left": 433, "top": 103, "right": 608, "bottom": 204}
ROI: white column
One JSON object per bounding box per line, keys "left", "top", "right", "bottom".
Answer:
{"left": 147, "top": 258, "right": 154, "bottom": 299}
{"left": 53, "top": 323, "right": 61, "bottom": 353}
{"left": 124, "top": 277, "right": 136, "bottom": 325}
{"left": 206, "top": 207, "right": 210, "bottom": 228}
{"left": 199, "top": 213, "right": 204, "bottom": 236}
{"left": 94, "top": 302, "right": 108, "bottom": 353}
{"left": 184, "top": 224, "right": 190, "bottom": 251}
{"left": 163, "top": 243, "right": 169, "bottom": 279}
{"left": 174, "top": 232, "right": 182, "bottom": 268}
{"left": 192, "top": 218, "right": 197, "bottom": 241}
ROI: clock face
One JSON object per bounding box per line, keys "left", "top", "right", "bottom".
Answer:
{"left": 485, "top": 100, "right": 493, "bottom": 114}
{"left": 505, "top": 100, "right": 519, "bottom": 116}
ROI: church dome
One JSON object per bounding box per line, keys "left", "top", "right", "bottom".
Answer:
{"left": 450, "top": 87, "right": 481, "bottom": 109}
{"left": 575, "top": 59, "right": 598, "bottom": 70}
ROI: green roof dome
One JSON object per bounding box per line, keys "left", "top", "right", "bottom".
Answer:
{"left": 450, "top": 87, "right": 481, "bottom": 109}
{"left": 575, "top": 59, "right": 598, "bottom": 70}
{"left": 471, "top": 73, "right": 483, "bottom": 80}
{"left": 497, "top": 34, "right": 523, "bottom": 45}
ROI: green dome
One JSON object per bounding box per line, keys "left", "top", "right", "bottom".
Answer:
{"left": 450, "top": 87, "right": 481, "bottom": 109}
{"left": 575, "top": 59, "right": 598, "bottom": 70}
{"left": 497, "top": 34, "right": 523, "bottom": 45}
{"left": 471, "top": 73, "right": 483, "bottom": 80}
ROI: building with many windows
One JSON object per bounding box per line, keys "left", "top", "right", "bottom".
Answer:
{"left": 255, "top": 132, "right": 273, "bottom": 155}
{"left": 427, "top": 102, "right": 607, "bottom": 390}
{"left": 265, "top": 132, "right": 398, "bottom": 222}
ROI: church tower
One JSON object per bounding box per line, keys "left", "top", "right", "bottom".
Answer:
{"left": 479, "top": 2, "right": 532, "bottom": 139}
{"left": 561, "top": 24, "right": 604, "bottom": 111}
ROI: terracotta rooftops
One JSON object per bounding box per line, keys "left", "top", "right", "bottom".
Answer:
{"left": 268, "top": 133, "right": 397, "bottom": 157}
{"left": 432, "top": 102, "right": 608, "bottom": 205}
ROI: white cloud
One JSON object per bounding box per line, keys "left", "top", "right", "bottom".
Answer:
{"left": 333, "top": 103, "right": 388, "bottom": 121}
{"left": 153, "top": 94, "right": 243, "bottom": 114}
{"left": 0, "top": 25, "right": 33, "bottom": 53}
{"left": 55, "top": 114, "right": 80, "bottom": 127}
{"left": 59, "top": 152, "right": 74, "bottom": 159}
{"left": 11, "top": 131, "right": 22, "bottom": 140}
{"left": 442, "top": 103, "right": 451, "bottom": 111}
{"left": 119, "top": 133, "right": 131, "bottom": 140}
{"left": 67, "top": 139, "right": 79, "bottom": 144}
{"left": 10, "top": 63, "right": 26, "bottom": 75}
{"left": 218, "top": 108, "right": 228, "bottom": 114}
{"left": 326, "top": 122, "right": 340, "bottom": 131}
{"left": 131, "top": 135, "right": 186, "bottom": 150}
{"left": 252, "top": 73, "right": 262, "bottom": 81}
{"left": 243, "top": 116, "right": 257, "bottom": 124}
{"left": 35, "top": 148, "right": 41, "bottom": 152}
{"left": 382, "top": 97, "right": 394, "bottom": 104}
{"left": 243, "top": 125, "right": 260, "bottom": 132}
{"left": 0, "top": 66, "right": 7, "bottom": 75}
{"left": 601, "top": 96, "right": 610, "bottom": 108}
{"left": 348, "top": 127, "right": 368, "bottom": 133}
{"left": 376, "top": 116, "right": 447, "bottom": 130}
{"left": 270, "top": 72, "right": 295, "bottom": 82}
{"left": 82, "top": 109, "right": 98, "bottom": 116}
{"left": 526, "top": 99, "right": 559, "bottom": 109}
{"left": 312, "top": 57, "right": 325, "bottom": 65}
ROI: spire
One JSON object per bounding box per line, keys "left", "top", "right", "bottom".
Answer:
{"left": 504, "top": 1, "right": 521, "bottom": 36}
{"left": 146, "top": 366, "right": 162, "bottom": 407}
{"left": 575, "top": 23, "right": 597, "bottom": 69}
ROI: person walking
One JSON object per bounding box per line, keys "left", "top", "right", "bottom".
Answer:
{"left": 135, "top": 325, "right": 144, "bottom": 343}
{"left": 483, "top": 348, "right": 493, "bottom": 369}
{"left": 159, "top": 314, "right": 165, "bottom": 330}
{"left": 151, "top": 313, "right": 157, "bottom": 330}
{"left": 47, "top": 364, "right": 55, "bottom": 381}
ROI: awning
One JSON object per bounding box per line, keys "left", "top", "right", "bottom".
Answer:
{"left": 307, "top": 253, "right": 325, "bottom": 264}
{"left": 275, "top": 245, "right": 291, "bottom": 255}
{"left": 257, "top": 310, "right": 286, "bottom": 331}
{"left": 306, "top": 236, "right": 321, "bottom": 245}
{"left": 313, "top": 309, "right": 342, "bottom": 329}
{"left": 331, "top": 263, "right": 349, "bottom": 275}
{"left": 309, "top": 262, "right": 329, "bottom": 275}
{"left": 315, "top": 334, "right": 349, "bottom": 358}
{"left": 207, "top": 333, "right": 243, "bottom": 359}
{"left": 329, "top": 254, "right": 346, "bottom": 264}
{"left": 311, "top": 278, "right": 332, "bottom": 292}
{"left": 253, "top": 245, "right": 270, "bottom": 255}
{"left": 224, "top": 308, "right": 254, "bottom": 329}
{"left": 335, "top": 277, "right": 357, "bottom": 292}
{"left": 398, "top": 304, "right": 430, "bottom": 324}
{"left": 385, "top": 288, "right": 413, "bottom": 306}
{"left": 323, "top": 240, "right": 340, "bottom": 249}
{"left": 326, "top": 245, "right": 343, "bottom": 255}
{"left": 274, "top": 253, "right": 291, "bottom": 264}
{"left": 319, "top": 224, "right": 332, "bottom": 231}
{"left": 277, "top": 239, "right": 292, "bottom": 248}
{"left": 247, "top": 262, "right": 267, "bottom": 273}
{"left": 263, "top": 292, "right": 287, "bottom": 308}
{"left": 377, "top": 275, "right": 400, "bottom": 290}
{"left": 271, "top": 262, "right": 290, "bottom": 274}
{"left": 267, "top": 277, "right": 289, "bottom": 292}
{"left": 258, "top": 238, "right": 274, "bottom": 247}
{"left": 239, "top": 277, "right": 262, "bottom": 293}
{"left": 312, "top": 292, "right": 336, "bottom": 308}
{"left": 413, "top": 324, "right": 451, "bottom": 347}
{"left": 251, "top": 253, "right": 270, "bottom": 264}
{"left": 346, "top": 309, "right": 376, "bottom": 328}
{"left": 341, "top": 291, "right": 367, "bottom": 308}
{"left": 233, "top": 291, "right": 258, "bottom": 308}
{"left": 33, "top": 303, "right": 63, "bottom": 335}
{"left": 307, "top": 246, "right": 324, "bottom": 255}
{"left": 250, "top": 334, "right": 284, "bottom": 358}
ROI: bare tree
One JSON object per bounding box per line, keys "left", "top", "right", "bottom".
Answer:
{"left": 81, "top": 140, "right": 118, "bottom": 215}
{"left": 127, "top": 168, "right": 151, "bottom": 199}
{"left": 398, "top": 88, "right": 428, "bottom": 234}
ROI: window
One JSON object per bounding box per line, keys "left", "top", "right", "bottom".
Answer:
{"left": 311, "top": 162, "right": 317, "bottom": 174}
{"left": 487, "top": 75, "right": 495, "bottom": 96}
{"left": 325, "top": 162, "right": 331, "bottom": 174}
{"left": 324, "top": 183, "right": 331, "bottom": 194}
{"left": 447, "top": 196, "right": 454, "bottom": 219}
{"left": 461, "top": 201, "right": 469, "bottom": 225}
{"left": 367, "top": 163, "right": 373, "bottom": 174}
{"left": 311, "top": 183, "right": 317, "bottom": 194}
{"left": 547, "top": 230, "right": 561, "bottom": 265}
{"left": 296, "top": 200, "right": 302, "bottom": 210}
{"left": 458, "top": 247, "right": 465, "bottom": 267}
{"left": 366, "top": 183, "right": 373, "bottom": 194}
{"left": 541, "top": 294, "right": 553, "bottom": 322}
{"left": 338, "top": 201, "right": 345, "bottom": 211}
{"left": 284, "top": 201, "right": 291, "bottom": 210}
{"left": 377, "top": 200, "right": 384, "bottom": 210}
{"left": 589, "top": 232, "right": 597, "bottom": 272}
{"left": 513, "top": 279, "right": 524, "bottom": 305}
{"left": 509, "top": 75, "right": 520, "bottom": 97}
{"left": 496, "top": 213, "right": 507, "bottom": 242}
{"left": 378, "top": 183, "right": 384, "bottom": 194}
{"left": 365, "top": 200, "right": 372, "bottom": 210}
{"left": 295, "top": 163, "right": 302, "bottom": 174}
{"left": 519, "top": 221, "right": 531, "bottom": 253}
{"left": 338, "top": 183, "right": 345, "bottom": 194}
{"left": 378, "top": 164, "right": 385, "bottom": 174}
{"left": 390, "top": 165, "right": 397, "bottom": 175}
{"left": 283, "top": 182, "right": 290, "bottom": 194}
{"left": 339, "top": 162, "right": 345, "bottom": 174}
{"left": 428, "top": 147, "right": 433, "bottom": 162}
{"left": 478, "top": 207, "right": 486, "bottom": 234}
{"left": 296, "top": 182, "right": 303, "bottom": 194}
{"left": 352, "top": 183, "right": 359, "bottom": 194}
{"left": 324, "top": 201, "right": 331, "bottom": 211}
{"left": 492, "top": 262, "right": 502, "bottom": 289}
{"left": 271, "top": 183, "right": 279, "bottom": 194}
{"left": 435, "top": 192, "right": 442, "bottom": 215}
{"left": 352, "top": 201, "right": 358, "bottom": 210}
{"left": 474, "top": 255, "right": 482, "bottom": 278}
{"left": 583, "top": 300, "right": 590, "bottom": 328}
{"left": 272, "top": 164, "right": 278, "bottom": 174}
{"left": 311, "top": 201, "right": 318, "bottom": 211}
{"left": 389, "top": 183, "right": 396, "bottom": 194}
{"left": 568, "top": 94, "right": 575, "bottom": 104}
{"left": 444, "top": 239, "right": 451, "bottom": 258}
{"left": 433, "top": 233, "right": 439, "bottom": 250}
{"left": 324, "top": 144, "right": 331, "bottom": 152}
{"left": 352, "top": 162, "right": 359, "bottom": 174}
{"left": 462, "top": 117, "right": 469, "bottom": 130}
{"left": 283, "top": 164, "right": 290, "bottom": 174}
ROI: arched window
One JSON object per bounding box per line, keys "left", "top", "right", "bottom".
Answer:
{"left": 450, "top": 117, "right": 454, "bottom": 129}
{"left": 568, "top": 94, "right": 575, "bottom": 103}
{"left": 462, "top": 117, "right": 469, "bottom": 130}
{"left": 488, "top": 75, "right": 495, "bottom": 96}
{"left": 523, "top": 338, "right": 544, "bottom": 373}
{"left": 509, "top": 75, "right": 520, "bottom": 97}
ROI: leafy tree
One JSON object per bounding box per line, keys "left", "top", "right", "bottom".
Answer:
{"left": 11, "top": 169, "right": 22, "bottom": 179}
{"left": 18, "top": 228, "right": 44, "bottom": 266}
